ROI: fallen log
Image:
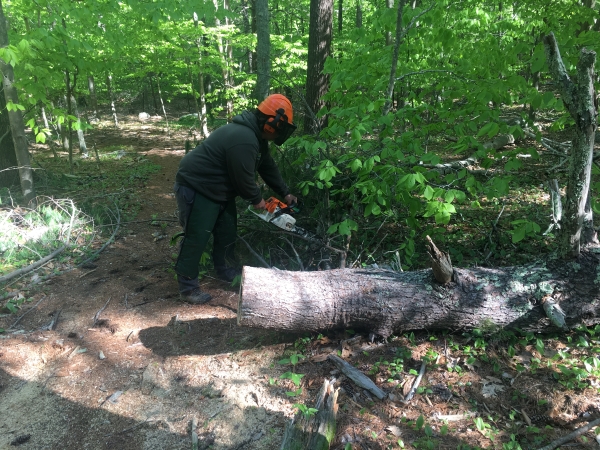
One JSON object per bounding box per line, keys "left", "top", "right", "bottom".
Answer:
{"left": 280, "top": 378, "right": 339, "bottom": 450}
{"left": 238, "top": 251, "right": 600, "bottom": 337}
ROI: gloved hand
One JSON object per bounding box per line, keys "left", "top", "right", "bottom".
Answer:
{"left": 253, "top": 198, "right": 266, "bottom": 210}
{"left": 284, "top": 194, "right": 298, "bottom": 206}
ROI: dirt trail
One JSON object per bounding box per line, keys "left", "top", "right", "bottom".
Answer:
{"left": 0, "top": 127, "right": 296, "bottom": 450}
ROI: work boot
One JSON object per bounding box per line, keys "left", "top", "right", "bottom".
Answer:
{"left": 180, "top": 288, "right": 212, "bottom": 305}
{"left": 215, "top": 266, "right": 242, "bottom": 283}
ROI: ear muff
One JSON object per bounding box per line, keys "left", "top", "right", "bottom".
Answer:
{"left": 263, "top": 108, "right": 288, "bottom": 134}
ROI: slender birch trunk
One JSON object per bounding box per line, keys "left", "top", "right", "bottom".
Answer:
{"left": 156, "top": 75, "right": 170, "bottom": 137}
{"left": 70, "top": 95, "right": 87, "bottom": 157}
{"left": 106, "top": 73, "right": 119, "bottom": 127}
{"left": 193, "top": 12, "right": 209, "bottom": 137}
{"left": 88, "top": 75, "right": 98, "bottom": 120}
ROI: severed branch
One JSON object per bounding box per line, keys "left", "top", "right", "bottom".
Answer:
{"left": 425, "top": 236, "right": 453, "bottom": 283}
{"left": 403, "top": 359, "right": 427, "bottom": 402}
{"left": 536, "top": 416, "right": 600, "bottom": 450}
{"left": 328, "top": 354, "right": 386, "bottom": 400}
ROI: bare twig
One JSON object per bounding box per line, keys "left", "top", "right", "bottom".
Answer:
{"left": 351, "top": 218, "right": 388, "bottom": 268}
{"left": 238, "top": 234, "right": 271, "bottom": 268}
{"left": 78, "top": 268, "right": 97, "bottom": 278}
{"left": 282, "top": 237, "right": 304, "bottom": 271}
{"left": 93, "top": 297, "right": 111, "bottom": 325}
{"left": 536, "top": 417, "right": 600, "bottom": 450}
{"left": 76, "top": 200, "right": 120, "bottom": 267}
{"left": 8, "top": 295, "right": 47, "bottom": 329}
{"left": 40, "top": 309, "right": 61, "bottom": 331}
{"left": 0, "top": 246, "right": 66, "bottom": 284}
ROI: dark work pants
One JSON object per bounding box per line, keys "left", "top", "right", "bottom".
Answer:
{"left": 174, "top": 183, "right": 237, "bottom": 292}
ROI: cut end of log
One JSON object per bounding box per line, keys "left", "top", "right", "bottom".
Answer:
{"left": 425, "top": 236, "right": 453, "bottom": 284}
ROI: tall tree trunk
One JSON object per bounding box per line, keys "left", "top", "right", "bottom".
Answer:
{"left": 106, "top": 73, "right": 119, "bottom": 127}
{"left": 0, "top": 0, "right": 35, "bottom": 204}
{"left": 186, "top": 58, "right": 203, "bottom": 135}
{"left": 239, "top": 253, "right": 600, "bottom": 336}
{"left": 338, "top": 0, "right": 343, "bottom": 35}
{"left": 156, "top": 75, "right": 170, "bottom": 137}
{"left": 70, "top": 95, "right": 87, "bottom": 157}
{"left": 385, "top": 0, "right": 394, "bottom": 45}
{"left": 64, "top": 73, "right": 74, "bottom": 171}
{"left": 148, "top": 74, "right": 158, "bottom": 114}
{"left": 255, "top": 0, "right": 270, "bottom": 101}
{"left": 304, "top": 0, "right": 333, "bottom": 133}
{"left": 356, "top": 0, "right": 362, "bottom": 28}
{"left": 214, "top": 0, "right": 233, "bottom": 120}
{"left": 193, "top": 12, "right": 210, "bottom": 137}
{"left": 543, "top": 33, "right": 597, "bottom": 258}
{"left": 241, "top": 0, "right": 253, "bottom": 73}
{"left": 0, "top": 85, "right": 18, "bottom": 188}
{"left": 88, "top": 75, "right": 98, "bottom": 120}
{"left": 382, "top": 0, "right": 405, "bottom": 116}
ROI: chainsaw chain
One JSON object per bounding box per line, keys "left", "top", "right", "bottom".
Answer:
{"left": 289, "top": 225, "right": 321, "bottom": 242}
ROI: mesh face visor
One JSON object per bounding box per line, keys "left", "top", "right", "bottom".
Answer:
{"left": 274, "top": 121, "right": 297, "bottom": 146}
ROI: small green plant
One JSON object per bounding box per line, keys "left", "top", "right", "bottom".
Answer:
{"left": 293, "top": 403, "right": 318, "bottom": 418}
{"left": 280, "top": 371, "right": 304, "bottom": 387}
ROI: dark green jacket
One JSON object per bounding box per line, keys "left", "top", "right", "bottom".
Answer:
{"left": 175, "top": 111, "right": 290, "bottom": 204}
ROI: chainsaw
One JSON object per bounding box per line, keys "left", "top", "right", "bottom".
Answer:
{"left": 248, "top": 197, "right": 319, "bottom": 241}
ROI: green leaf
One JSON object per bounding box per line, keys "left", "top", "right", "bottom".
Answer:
{"left": 415, "top": 415, "right": 424, "bottom": 430}
{"left": 512, "top": 225, "right": 527, "bottom": 243}
{"left": 486, "top": 122, "right": 499, "bottom": 138}
{"left": 423, "top": 185, "right": 434, "bottom": 200}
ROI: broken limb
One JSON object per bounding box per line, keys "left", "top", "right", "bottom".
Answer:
{"left": 403, "top": 359, "right": 426, "bottom": 402}
{"left": 0, "top": 246, "right": 66, "bottom": 284}
{"left": 327, "top": 354, "right": 386, "bottom": 400}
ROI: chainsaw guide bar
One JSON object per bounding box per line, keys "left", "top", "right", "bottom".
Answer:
{"left": 248, "top": 197, "right": 321, "bottom": 241}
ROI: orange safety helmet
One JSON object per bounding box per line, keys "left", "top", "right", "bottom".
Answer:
{"left": 257, "top": 94, "right": 297, "bottom": 145}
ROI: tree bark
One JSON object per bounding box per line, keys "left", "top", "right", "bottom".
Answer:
{"left": 356, "top": 0, "right": 362, "bottom": 28}
{"left": 70, "top": 95, "right": 87, "bottom": 157}
{"left": 385, "top": 0, "right": 394, "bottom": 45}
{"left": 280, "top": 378, "right": 338, "bottom": 450}
{"left": 304, "top": 0, "right": 333, "bottom": 133}
{"left": 106, "top": 73, "right": 119, "bottom": 127}
{"left": 0, "top": 82, "right": 18, "bottom": 188}
{"left": 193, "top": 12, "right": 210, "bottom": 138}
{"left": 0, "top": 0, "right": 35, "bottom": 204}
{"left": 543, "top": 33, "right": 597, "bottom": 259}
{"left": 88, "top": 75, "right": 98, "bottom": 120}
{"left": 239, "top": 252, "right": 600, "bottom": 337}
{"left": 254, "top": 0, "right": 270, "bottom": 101}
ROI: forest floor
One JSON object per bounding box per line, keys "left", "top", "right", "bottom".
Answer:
{"left": 1, "top": 112, "right": 600, "bottom": 450}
